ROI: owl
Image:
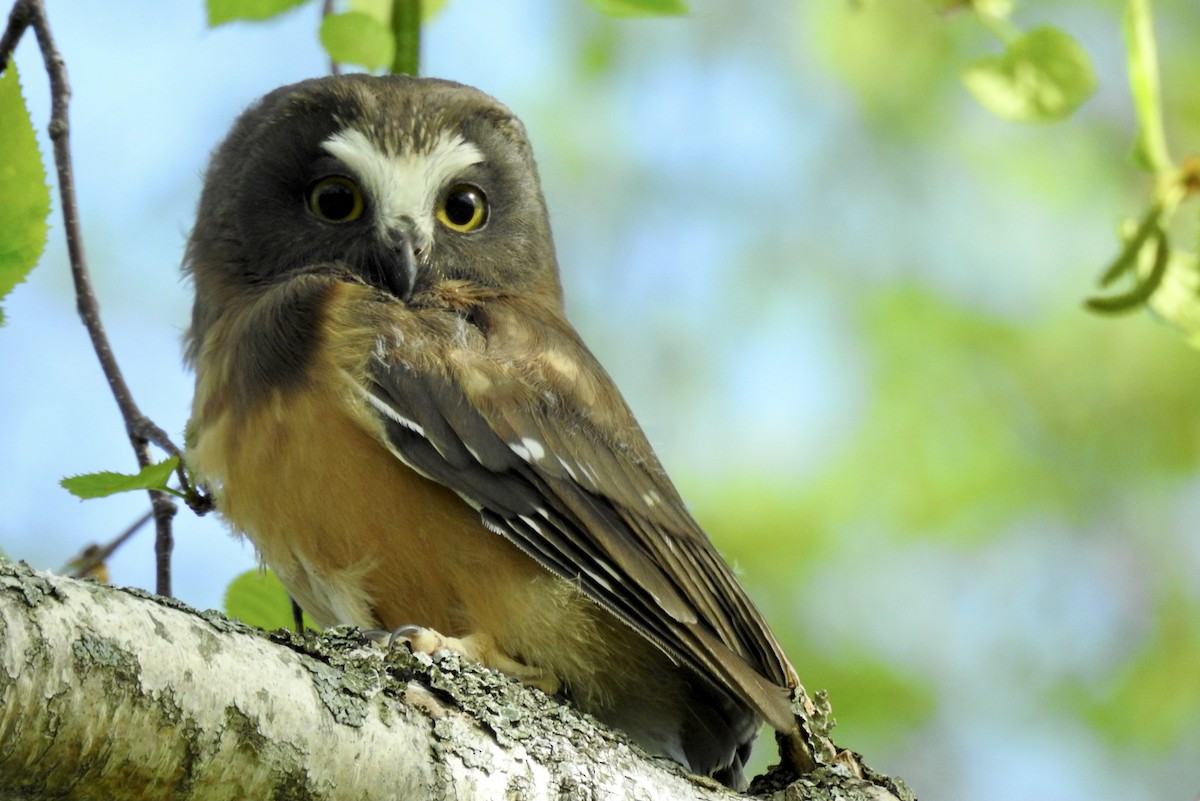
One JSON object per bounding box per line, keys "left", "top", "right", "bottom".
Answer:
{"left": 184, "top": 74, "right": 808, "bottom": 789}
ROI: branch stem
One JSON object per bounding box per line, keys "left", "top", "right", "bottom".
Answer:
{"left": 1, "top": 0, "right": 178, "bottom": 595}
{"left": 64, "top": 509, "right": 153, "bottom": 579}
{"left": 1124, "top": 0, "right": 1171, "bottom": 172}
{"left": 390, "top": 0, "right": 420, "bottom": 76}
{"left": 321, "top": 0, "right": 340, "bottom": 75}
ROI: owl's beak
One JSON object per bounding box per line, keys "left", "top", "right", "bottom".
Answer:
{"left": 360, "top": 227, "right": 418, "bottom": 302}
{"left": 385, "top": 236, "right": 418, "bottom": 302}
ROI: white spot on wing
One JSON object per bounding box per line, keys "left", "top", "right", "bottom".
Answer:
{"left": 582, "top": 569, "right": 614, "bottom": 593}
{"left": 641, "top": 490, "right": 662, "bottom": 508}
{"left": 322, "top": 127, "right": 484, "bottom": 245}
{"left": 556, "top": 457, "right": 578, "bottom": 481}
{"left": 518, "top": 514, "right": 545, "bottom": 535}
{"left": 522, "top": 437, "right": 545, "bottom": 461}
{"left": 352, "top": 383, "right": 425, "bottom": 436}
{"left": 509, "top": 437, "right": 546, "bottom": 463}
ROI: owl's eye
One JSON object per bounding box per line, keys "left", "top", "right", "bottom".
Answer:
{"left": 307, "top": 176, "right": 364, "bottom": 223}
{"left": 437, "top": 184, "right": 488, "bottom": 232}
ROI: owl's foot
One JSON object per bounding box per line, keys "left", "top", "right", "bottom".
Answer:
{"left": 379, "top": 625, "right": 562, "bottom": 695}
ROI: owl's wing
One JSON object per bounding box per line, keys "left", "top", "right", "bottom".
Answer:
{"left": 355, "top": 293, "right": 797, "bottom": 733}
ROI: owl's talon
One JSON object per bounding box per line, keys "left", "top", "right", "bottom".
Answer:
{"left": 386, "top": 625, "right": 562, "bottom": 695}
{"left": 363, "top": 628, "right": 392, "bottom": 645}
{"left": 363, "top": 624, "right": 440, "bottom": 651}
{"left": 390, "top": 624, "right": 451, "bottom": 654}
{"left": 388, "top": 624, "right": 424, "bottom": 648}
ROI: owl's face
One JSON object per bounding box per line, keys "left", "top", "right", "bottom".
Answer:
{"left": 186, "top": 75, "right": 561, "bottom": 322}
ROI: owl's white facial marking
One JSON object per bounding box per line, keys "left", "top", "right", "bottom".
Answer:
{"left": 322, "top": 127, "right": 483, "bottom": 247}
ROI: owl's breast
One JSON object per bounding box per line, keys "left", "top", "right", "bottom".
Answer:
{"left": 185, "top": 280, "right": 532, "bottom": 633}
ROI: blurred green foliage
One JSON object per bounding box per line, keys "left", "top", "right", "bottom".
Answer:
{"left": 683, "top": 0, "right": 1200, "bottom": 786}
{"left": 320, "top": 11, "right": 396, "bottom": 71}
{"left": 701, "top": 285, "right": 1200, "bottom": 751}
{"left": 207, "top": 0, "right": 309, "bottom": 26}
{"left": 961, "top": 27, "right": 1096, "bottom": 123}
{"left": 583, "top": 0, "right": 688, "bottom": 17}
{"left": 211, "top": 0, "right": 684, "bottom": 73}
{"left": 704, "top": 284, "right": 1200, "bottom": 545}
{"left": 225, "top": 568, "right": 316, "bottom": 631}
{"left": 1059, "top": 582, "right": 1200, "bottom": 752}
{"left": 807, "top": 0, "right": 985, "bottom": 137}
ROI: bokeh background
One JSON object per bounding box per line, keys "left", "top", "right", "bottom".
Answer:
{"left": 3, "top": 1, "right": 1199, "bottom": 799}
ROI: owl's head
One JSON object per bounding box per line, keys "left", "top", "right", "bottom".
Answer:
{"left": 185, "top": 75, "right": 562, "bottom": 324}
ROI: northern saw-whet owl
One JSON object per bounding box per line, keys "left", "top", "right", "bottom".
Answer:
{"left": 185, "top": 75, "right": 812, "bottom": 790}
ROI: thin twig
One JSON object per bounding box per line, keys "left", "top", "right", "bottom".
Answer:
{"left": 1, "top": 0, "right": 180, "bottom": 596}
{"left": 0, "top": 0, "right": 30, "bottom": 66}
{"left": 321, "top": 0, "right": 340, "bottom": 75}
{"left": 64, "top": 509, "right": 154, "bottom": 579}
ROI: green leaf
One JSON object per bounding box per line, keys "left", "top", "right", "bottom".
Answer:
{"left": 61, "top": 456, "right": 181, "bottom": 500}
{"left": 225, "top": 568, "right": 314, "bottom": 631}
{"left": 583, "top": 0, "right": 689, "bottom": 18}
{"left": 207, "top": 0, "right": 312, "bottom": 26}
{"left": 0, "top": 63, "right": 51, "bottom": 325}
{"left": 320, "top": 11, "right": 395, "bottom": 71}
{"left": 961, "top": 27, "right": 1097, "bottom": 123}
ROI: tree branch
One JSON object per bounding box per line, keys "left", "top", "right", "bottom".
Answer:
{"left": 62, "top": 509, "right": 153, "bottom": 579}
{"left": 0, "top": 561, "right": 912, "bottom": 801}
{"left": 0, "top": 0, "right": 193, "bottom": 596}
{"left": 320, "top": 0, "right": 340, "bottom": 76}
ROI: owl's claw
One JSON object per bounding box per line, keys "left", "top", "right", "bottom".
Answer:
{"left": 364, "top": 624, "right": 443, "bottom": 650}
{"left": 391, "top": 624, "right": 452, "bottom": 655}
{"left": 388, "top": 624, "right": 424, "bottom": 648}
{"left": 363, "top": 628, "right": 399, "bottom": 646}
{"left": 376, "top": 624, "right": 562, "bottom": 695}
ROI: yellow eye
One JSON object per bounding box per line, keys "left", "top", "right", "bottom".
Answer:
{"left": 437, "top": 184, "right": 488, "bottom": 232}
{"left": 307, "top": 176, "right": 364, "bottom": 223}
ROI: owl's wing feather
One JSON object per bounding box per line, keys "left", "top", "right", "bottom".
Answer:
{"left": 360, "top": 295, "right": 797, "bottom": 732}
